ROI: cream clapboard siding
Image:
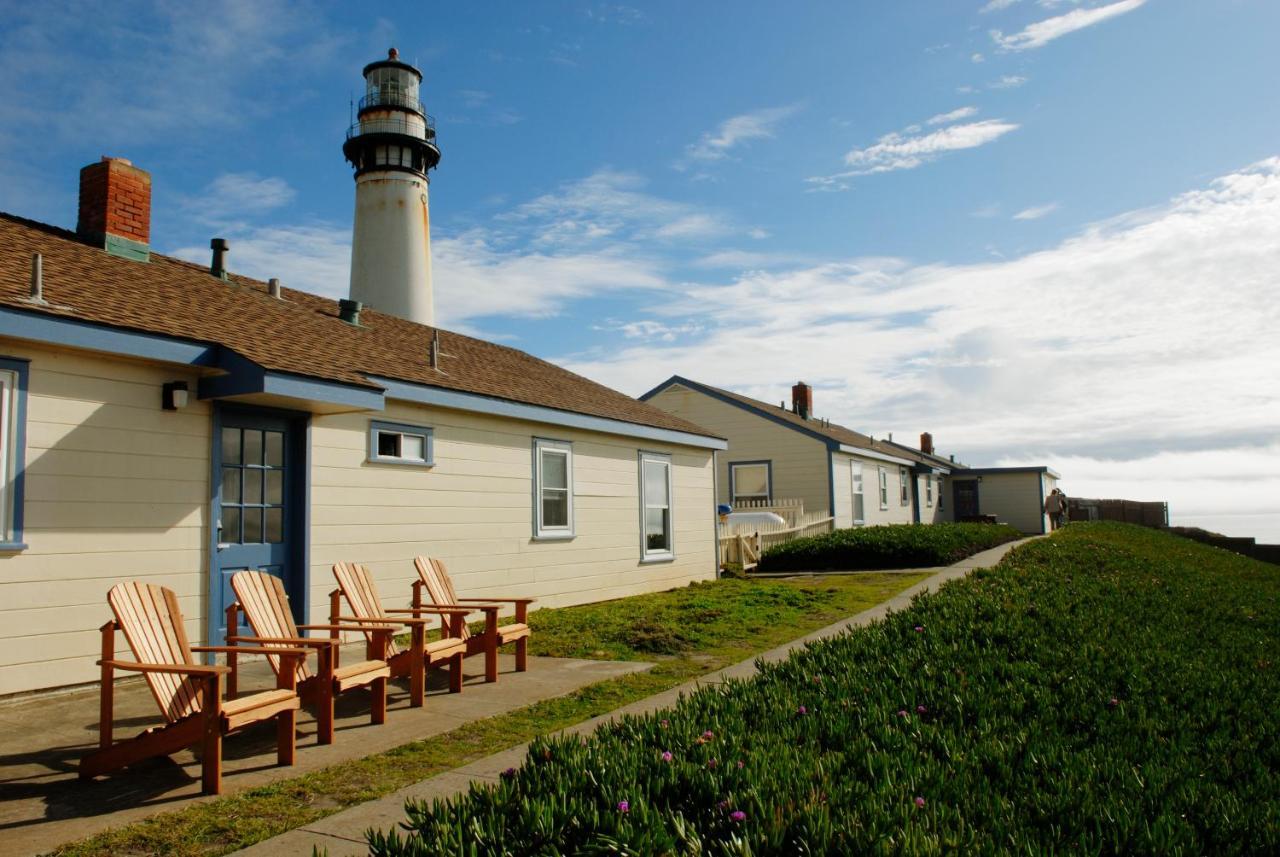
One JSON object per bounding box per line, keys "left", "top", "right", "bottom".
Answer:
{"left": 918, "top": 473, "right": 950, "bottom": 524}
{"left": 0, "top": 342, "right": 210, "bottom": 695}
{"left": 644, "top": 385, "right": 831, "bottom": 515}
{"left": 308, "top": 401, "right": 717, "bottom": 624}
{"left": 962, "top": 472, "right": 1047, "bottom": 534}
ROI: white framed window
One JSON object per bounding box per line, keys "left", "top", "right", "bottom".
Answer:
{"left": 639, "top": 451, "right": 674, "bottom": 561}
{"left": 533, "top": 438, "right": 574, "bottom": 539}
{"left": 937, "top": 476, "right": 945, "bottom": 511}
{"left": 878, "top": 466, "right": 889, "bottom": 510}
{"left": 729, "top": 461, "right": 771, "bottom": 505}
{"left": 851, "top": 461, "right": 865, "bottom": 525}
{"left": 899, "top": 466, "right": 911, "bottom": 506}
{"left": 368, "top": 420, "right": 433, "bottom": 466}
{"left": 925, "top": 474, "right": 933, "bottom": 507}
{"left": 0, "top": 358, "right": 29, "bottom": 550}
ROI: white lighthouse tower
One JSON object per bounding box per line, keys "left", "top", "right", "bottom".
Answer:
{"left": 343, "top": 48, "right": 441, "bottom": 326}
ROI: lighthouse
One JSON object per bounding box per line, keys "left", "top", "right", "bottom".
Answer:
{"left": 343, "top": 48, "right": 441, "bottom": 326}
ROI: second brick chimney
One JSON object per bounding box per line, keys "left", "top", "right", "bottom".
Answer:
{"left": 920, "top": 432, "right": 934, "bottom": 455}
{"left": 77, "top": 156, "right": 151, "bottom": 262}
{"left": 791, "top": 381, "right": 813, "bottom": 420}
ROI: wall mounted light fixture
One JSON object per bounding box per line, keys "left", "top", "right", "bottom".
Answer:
{"left": 162, "top": 381, "right": 189, "bottom": 411}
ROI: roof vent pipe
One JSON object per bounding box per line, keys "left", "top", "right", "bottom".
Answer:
{"left": 210, "top": 238, "right": 229, "bottom": 280}
{"left": 29, "top": 253, "right": 46, "bottom": 303}
{"left": 429, "top": 329, "right": 440, "bottom": 369}
{"left": 338, "top": 298, "right": 362, "bottom": 325}
{"left": 268, "top": 278, "right": 282, "bottom": 299}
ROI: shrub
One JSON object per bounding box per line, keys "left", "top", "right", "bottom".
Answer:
{"left": 758, "top": 522, "right": 1022, "bottom": 573}
{"left": 369, "top": 524, "right": 1280, "bottom": 855}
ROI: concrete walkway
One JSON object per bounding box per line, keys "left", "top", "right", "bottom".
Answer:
{"left": 235, "top": 536, "right": 1038, "bottom": 856}
{"left": 0, "top": 651, "right": 651, "bottom": 857}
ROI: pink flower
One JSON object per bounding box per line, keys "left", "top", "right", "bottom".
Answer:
{"left": 707, "top": 758, "right": 718, "bottom": 769}
{"left": 661, "top": 751, "right": 673, "bottom": 762}
{"left": 914, "top": 796, "right": 926, "bottom": 808}
{"left": 731, "top": 810, "right": 747, "bottom": 822}
{"left": 897, "top": 709, "right": 909, "bottom": 719}
{"left": 1109, "top": 697, "right": 1119, "bottom": 708}
{"left": 916, "top": 705, "right": 927, "bottom": 714}
{"left": 660, "top": 719, "right": 669, "bottom": 728}
{"left": 718, "top": 799, "right": 730, "bottom": 810}
{"left": 702, "top": 730, "right": 714, "bottom": 740}
{"left": 797, "top": 705, "right": 808, "bottom": 715}
{"left": 914, "top": 625, "right": 924, "bottom": 633}
{"left": 618, "top": 800, "right": 630, "bottom": 813}
{"left": 737, "top": 760, "right": 745, "bottom": 769}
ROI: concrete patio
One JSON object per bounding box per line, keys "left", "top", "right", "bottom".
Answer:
{"left": 0, "top": 650, "right": 651, "bottom": 857}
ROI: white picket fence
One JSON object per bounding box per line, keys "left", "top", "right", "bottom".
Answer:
{"left": 725, "top": 497, "right": 807, "bottom": 525}
{"left": 719, "top": 509, "right": 834, "bottom": 572}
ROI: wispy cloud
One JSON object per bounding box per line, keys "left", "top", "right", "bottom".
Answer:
{"left": 187, "top": 173, "right": 296, "bottom": 221}
{"left": 807, "top": 109, "right": 1019, "bottom": 190}
{"left": 990, "top": 74, "right": 1029, "bottom": 89}
{"left": 683, "top": 104, "right": 801, "bottom": 165}
{"left": 992, "top": 0, "right": 1148, "bottom": 51}
{"left": 1013, "top": 202, "right": 1060, "bottom": 220}
{"left": 979, "top": 0, "right": 1021, "bottom": 12}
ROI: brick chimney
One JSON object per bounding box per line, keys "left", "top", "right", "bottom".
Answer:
{"left": 920, "top": 432, "right": 934, "bottom": 455}
{"left": 791, "top": 381, "right": 813, "bottom": 420}
{"left": 77, "top": 156, "right": 151, "bottom": 262}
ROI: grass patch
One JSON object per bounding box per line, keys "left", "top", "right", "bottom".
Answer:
{"left": 48, "top": 572, "right": 927, "bottom": 856}
{"left": 376, "top": 524, "right": 1280, "bottom": 855}
{"left": 759, "top": 521, "right": 1022, "bottom": 573}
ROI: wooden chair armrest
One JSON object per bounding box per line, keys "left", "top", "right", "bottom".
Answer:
{"left": 299, "top": 623, "right": 394, "bottom": 634}
{"left": 192, "top": 645, "right": 309, "bottom": 657}
{"left": 331, "top": 616, "right": 402, "bottom": 627}
{"left": 227, "top": 635, "right": 335, "bottom": 648}
{"left": 385, "top": 607, "right": 472, "bottom": 616}
{"left": 98, "top": 660, "right": 230, "bottom": 676}
{"left": 452, "top": 597, "right": 537, "bottom": 604}
{"left": 424, "top": 602, "right": 500, "bottom": 612}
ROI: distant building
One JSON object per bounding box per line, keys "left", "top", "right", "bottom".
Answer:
{"left": 0, "top": 51, "right": 725, "bottom": 696}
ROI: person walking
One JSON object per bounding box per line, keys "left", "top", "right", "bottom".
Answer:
{"left": 1055, "top": 488, "right": 1069, "bottom": 529}
{"left": 1045, "top": 488, "right": 1064, "bottom": 531}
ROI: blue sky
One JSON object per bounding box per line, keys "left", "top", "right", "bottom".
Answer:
{"left": 2, "top": 1, "right": 1279, "bottom": 539}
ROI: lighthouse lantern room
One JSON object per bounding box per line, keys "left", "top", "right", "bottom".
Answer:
{"left": 343, "top": 48, "right": 441, "bottom": 326}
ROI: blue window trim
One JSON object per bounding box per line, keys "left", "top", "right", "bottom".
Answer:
{"left": 727, "top": 459, "right": 772, "bottom": 505}
{"left": 368, "top": 419, "right": 434, "bottom": 467}
{"left": 638, "top": 450, "right": 675, "bottom": 563}
{"left": 532, "top": 438, "right": 575, "bottom": 541}
{"left": 0, "top": 356, "right": 30, "bottom": 551}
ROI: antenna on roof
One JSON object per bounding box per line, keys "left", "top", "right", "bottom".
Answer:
{"left": 429, "top": 329, "right": 440, "bottom": 369}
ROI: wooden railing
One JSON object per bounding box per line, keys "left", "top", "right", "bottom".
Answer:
{"left": 719, "top": 510, "right": 835, "bottom": 572}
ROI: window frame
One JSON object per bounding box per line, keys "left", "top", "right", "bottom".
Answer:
{"left": 728, "top": 459, "right": 772, "bottom": 506}
{"left": 851, "top": 460, "right": 865, "bottom": 526}
{"left": 638, "top": 450, "right": 675, "bottom": 562}
{"left": 533, "top": 438, "right": 575, "bottom": 540}
{"left": 878, "top": 466, "right": 889, "bottom": 511}
{"left": 368, "top": 419, "right": 434, "bottom": 467}
{"left": 925, "top": 473, "right": 934, "bottom": 508}
{"left": 937, "top": 476, "right": 945, "bottom": 511}
{"left": 899, "top": 466, "right": 911, "bottom": 506}
{"left": 0, "top": 357, "right": 30, "bottom": 552}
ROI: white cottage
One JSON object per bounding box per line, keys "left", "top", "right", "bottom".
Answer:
{"left": 0, "top": 51, "right": 725, "bottom": 697}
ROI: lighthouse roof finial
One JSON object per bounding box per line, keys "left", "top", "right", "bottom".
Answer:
{"left": 388, "top": 47, "right": 398, "bottom": 60}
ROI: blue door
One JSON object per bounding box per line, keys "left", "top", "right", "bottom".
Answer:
{"left": 210, "top": 407, "right": 307, "bottom": 646}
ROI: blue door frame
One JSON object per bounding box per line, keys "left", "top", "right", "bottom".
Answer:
{"left": 208, "top": 404, "right": 309, "bottom": 649}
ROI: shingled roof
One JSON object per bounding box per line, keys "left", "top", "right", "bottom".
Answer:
{"left": 0, "top": 212, "right": 718, "bottom": 440}
{"left": 642, "top": 375, "right": 929, "bottom": 461}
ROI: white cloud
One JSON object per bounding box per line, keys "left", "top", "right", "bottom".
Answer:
{"left": 928, "top": 106, "right": 980, "bottom": 126}
{"left": 992, "top": 0, "right": 1148, "bottom": 51}
{"left": 1013, "top": 202, "right": 1060, "bottom": 220}
{"left": 188, "top": 173, "right": 296, "bottom": 221}
{"left": 561, "top": 158, "right": 1280, "bottom": 536}
{"left": 990, "top": 74, "right": 1029, "bottom": 89}
{"left": 808, "top": 115, "right": 1019, "bottom": 189}
{"left": 980, "top": 0, "right": 1021, "bottom": 12}
{"left": 684, "top": 104, "right": 800, "bottom": 164}
{"left": 971, "top": 52, "right": 985, "bottom": 63}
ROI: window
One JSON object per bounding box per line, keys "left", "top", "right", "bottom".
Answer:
{"left": 369, "top": 420, "right": 433, "bottom": 466}
{"left": 729, "top": 461, "right": 770, "bottom": 505}
{"left": 533, "top": 439, "right": 574, "bottom": 539}
{"left": 640, "top": 452, "right": 674, "bottom": 560}
{"left": 899, "top": 466, "right": 911, "bottom": 506}
{"left": 0, "top": 358, "right": 29, "bottom": 550}
{"left": 925, "top": 474, "right": 933, "bottom": 507}
{"left": 851, "top": 461, "right": 865, "bottom": 525}
{"left": 878, "top": 466, "right": 889, "bottom": 510}
{"left": 937, "top": 476, "right": 945, "bottom": 511}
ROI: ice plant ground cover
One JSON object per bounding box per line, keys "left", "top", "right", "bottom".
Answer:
{"left": 759, "top": 522, "right": 1022, "bottom": 573}
{"left": 372, "top": 524, "right": 1279, "bottom": 855}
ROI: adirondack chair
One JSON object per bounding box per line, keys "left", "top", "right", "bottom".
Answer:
{"left": 331, "top": 562, "right": 470, "bottom": 707}
{"left": 79, "top": 581, "right": 304, "bottom": 795}
{"left": 412, "top": 556, "right": 534, "bottom": 683}
{"left": 228, "top": 570, "right": 392, "bottom": 745}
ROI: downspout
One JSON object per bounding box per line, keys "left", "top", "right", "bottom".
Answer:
{"left": 1039, "top": 471, "right": 1047, "bottom": 534}
{"left": 826, "top": 445, "right": 837, "bottom": 523}
{"left": 712, "top": 448, "right": 722, "bottom": 577}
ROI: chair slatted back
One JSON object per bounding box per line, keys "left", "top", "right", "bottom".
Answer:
{"left": 332, "top": 562, "right": 401, "bottom": 656}
{"left": 107, "top": 581, "right": 202, "bottom": 723}
{"left": 231, "top": 571, "right": 312, "bottom": 684}
{"left": 413, "top": 556, "right": 471, "bottom": 641}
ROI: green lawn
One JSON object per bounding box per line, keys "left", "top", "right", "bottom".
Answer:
{"left": 49, "top": 572, "right": 927, "bottom": 857}
{"left": 375, "top": 524, "right": 1280, "bottom": 855}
